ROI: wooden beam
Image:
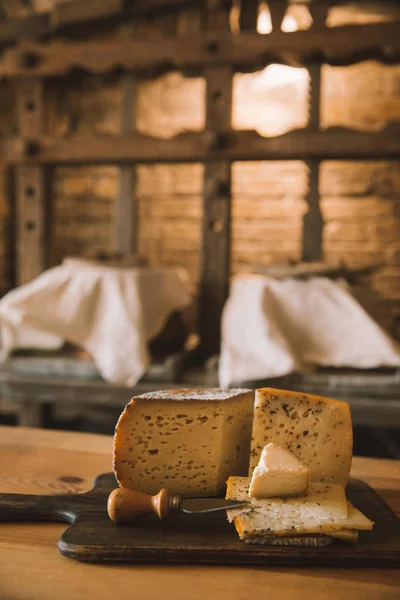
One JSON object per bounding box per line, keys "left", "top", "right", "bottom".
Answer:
{"left": 3, "top": 19, "right": 400, "bottom": 76}
{"left": 200, "top": 68, "right": 233, "bottom": 356}
{"left": 302, "top": 160, "right": 323, "bottom": 261}
{"left": 199, "top": 1, "right": 233, "bottom": 356}
{"left": 239, "top": 0, "right": 259, "bottom": 32}
{"left": 0, "top": 1, "right": 197, "bottom": 47}
{"left": 6, "top": 124, "right": 400, "bottom": 164}
{"left": 301, "top": 1, "right": 329, "bottom": 262}
{"left": 51, "top": 0, "right": 123, "bottom": 27}
{"left": 0, "top": 13, "right": 49, "bottom": 46}
{"left": 15, "top": 79, "right": 46, "bottom": 285}
{"left": 114, "top": 74, "right": 136, "bottom": 255}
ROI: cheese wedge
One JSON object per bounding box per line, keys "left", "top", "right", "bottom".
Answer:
{"left": 250, "top": 388, "right": 353, "bottom": 486}
{"left": 114, "top": 388, "right": 254, "bottom": 496}
{"left": 226, "top": 476, "right": 348, "bottom": 524}
{"left": 249, "top": 442, "right": 309, "bottom": 498}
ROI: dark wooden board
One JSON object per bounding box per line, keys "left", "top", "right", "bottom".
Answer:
{"left": 0, "top": 473, "right": 399, "bottom": 566}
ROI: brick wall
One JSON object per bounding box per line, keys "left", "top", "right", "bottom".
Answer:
{"left": 1, "top": 6, "right": 400, "bottom": 339}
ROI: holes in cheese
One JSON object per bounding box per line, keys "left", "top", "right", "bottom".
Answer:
{"left": 225, "top": 476, "right": 373, "bottom": 539}
{"left": 250, "top": 388, "right": 353, "bottom": 486}
{"left": 231, "top": 502, "right": 373, "bottom": 539}
{"left": 226, "top": 476, "right": 348, "bottom": 524}
{"left": 249, "top": 442, "right": 310, "bottom": 498}
{"left": 113, "top": 388, "right": 254, "bottom": 496}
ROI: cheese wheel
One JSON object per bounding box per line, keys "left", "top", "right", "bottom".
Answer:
{"left": 114, "top": 388, "right": 254, "bottom": 496}
{"left": 250, "top": 388, "right": 353, "bottom": 486}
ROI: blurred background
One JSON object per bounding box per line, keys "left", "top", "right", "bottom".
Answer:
{"left": 0, "top": 0, "right": 399, "bottom": 458}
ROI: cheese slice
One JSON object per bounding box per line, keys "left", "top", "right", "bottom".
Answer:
{"left": 250, "top": 388, "right": 353, "bottom": 486}
{"left": 114, "top": 388, "right": 254, "bottom": 496}
{"left": 330, "top": 529, "right": 359, "bottom": 543}
{"left": 231, "top": 501, "right": 373, "bottom": 538}
{"left": 249, "top": 442, "right": 309, "bottom": 498}
{"left": 226, "top": 476, "right": 348, "bottom": 524}
{"left": 245, "top": 535, "right": 334, "bottom": 547}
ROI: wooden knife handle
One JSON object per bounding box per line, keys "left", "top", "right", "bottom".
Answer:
{"left": 107, "top": 487, "right": 178, "bottom": 523}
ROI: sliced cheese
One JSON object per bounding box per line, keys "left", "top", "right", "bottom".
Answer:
{"left": 250, "top": 388, "right": 353, "bottom": 486}
{"left": 226, "top": 476, "right": 348, "bottom": 524}
{"left": 114, "top": 388, "right": 254, "bottom": 496}
{"left": 244, "top": 535, "right": 334, "bottom": 547}
{"left": 329, "top": 529, "right": 359, "bottom": 543}
{"left": 231, "top": 501, "right": 373, "bottom": 538}
{"left": 249, "top": 442, "right": 309, "bottom": 498}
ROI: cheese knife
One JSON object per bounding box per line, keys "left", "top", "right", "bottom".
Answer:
{"left": 107, "top": 487, "right": 248, "bottom": 523}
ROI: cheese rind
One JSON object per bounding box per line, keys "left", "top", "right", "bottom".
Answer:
{"left": 249, "top": 442, "right": 309, "bottom": 498}
{"left": 250, "top": 388, "right": 353, "bottom": 486}
{"left": 113, "top": 388, "right": 254, "bottom": 496}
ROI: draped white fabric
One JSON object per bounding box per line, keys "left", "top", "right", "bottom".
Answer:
{"left": 219, "top": 275, "right": 400, "bottom": 388}
{"left": 0, "top": 259, "right": 190, "bottom": 386}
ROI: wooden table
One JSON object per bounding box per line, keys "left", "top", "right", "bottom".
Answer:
{"left": 0, "top": 426, "right": 399, "bottom": 600}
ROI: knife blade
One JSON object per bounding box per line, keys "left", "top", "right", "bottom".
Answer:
{"left": 179, "top": 497, "right": 248, "bottom": 514}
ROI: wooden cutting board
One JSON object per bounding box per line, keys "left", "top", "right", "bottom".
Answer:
{"left": 0, "top": 473, "right": 399, "bottom": 567}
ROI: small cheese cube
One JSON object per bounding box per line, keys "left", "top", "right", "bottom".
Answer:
{"left": 250, "top": 388, "right": 353, "bottom": 486}
{"left": 249, "top": 442, "right": 309, "bottom": 498}
{"left": 114, "top": 388, "right": 254, "bottom": 496}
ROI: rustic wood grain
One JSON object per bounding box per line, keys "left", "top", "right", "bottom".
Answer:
{"left": 2, "top": 20, "right": 400, "bottom": 77}
{"left": 0, "top": 426, "right": 399, "bottom": 600}
{"left": 15, "top": 79, "right": 47, "bottom": 285}
{"left": 199, "top": 1, "right": 233, "bottom": 356}
{"left": 0, "top": 431, "right": 399, "bottom": 566}
{"left": 6, "top": 124, "right": 400, "bottom": 165}
{"left": 2, "top": 471, "right": 399, "bottom": 566}
{"left": 302, "top": 1, "right": 329, "bottom": 262}
{"left": 50, "top": 0, "right": 123, "bottom": 28}
{"left": 239, "top": 0, "right": 259, "bottom": 33}
{"left": 115, "top": 73, "right": 136, "bottom": 255}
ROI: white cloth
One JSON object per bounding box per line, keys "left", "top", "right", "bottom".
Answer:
{"left": 0, "top": 259, "right": 190, "bottom": 386}
{"left": 219, "top": 274, "right": 400, "bottom": 388}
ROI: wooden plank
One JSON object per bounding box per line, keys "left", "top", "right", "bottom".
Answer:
{"left": 268, "top": 0, "right": 287, "bottom": 32}
{"left": 0, "top": 13, "right": 49, "bottom": 46}
{"left": 239, "top": 0, "right": 259, "bottom": 32}
{"left": 0, "top": 0, "right": 196, "bottom": 46}
{"left": 6, "top": 124, "right": 400, "bottom": 165}
{"left": 302, "top": 63, "right": 323, "bottom": 261}
{"left": 301, "top": 2, "right": 329, "bottom": 262}
{"left": 0, "top": 471, "right": 399, "bottom": 565}
{"left": 302, "top": 160, "right": 323, "bottom": 261}
{"left": 115, "top": 74, "right": 136, "bottom": 255}
{"left": 199, "top": 1, "right": 233, "bottom": 356}
{"left": 3, "top": 19, "right": 400, "bottom": 77}
{"left": 15, "top": 79, "right": 46, "bottom": 285}
{"left": 51, "top": 0, "right": 123, "bottom": 27}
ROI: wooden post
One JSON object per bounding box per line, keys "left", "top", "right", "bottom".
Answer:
{"left": 239, "top": 0, "right": 259, "bottom": 32}
{"left": 302, "top": 1, "right": 328, "bottom": 262}
{"left": 199, "top": 1, "right": 233, "bottom": 356}
{"left": 15, "top": 78, "right": 46, "bottom": 285}
{"left": 115, "top": 74, "right": 137, "bottom": 255}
